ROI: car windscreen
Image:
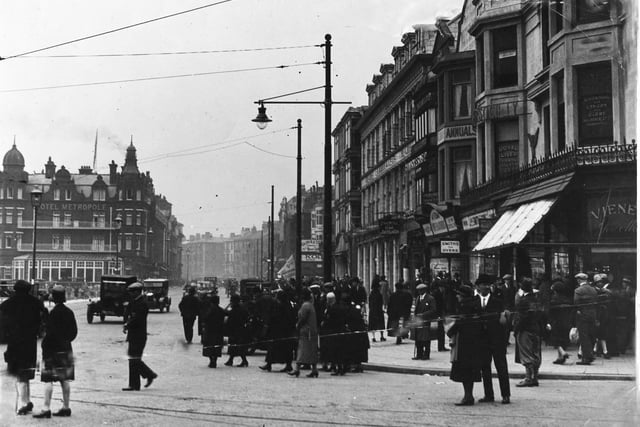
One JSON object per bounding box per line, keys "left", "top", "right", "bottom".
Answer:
{"left": 102, "top": 282, "right": 128, "bottom": 297}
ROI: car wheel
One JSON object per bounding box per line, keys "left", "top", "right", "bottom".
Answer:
{"left": 86, "top": 308, "right": 93, "bottom": 324}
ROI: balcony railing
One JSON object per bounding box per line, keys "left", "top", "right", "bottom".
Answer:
{"left": 17, "top": 244, "right": 118, "bottom": 252}
{"left": 461, "top": 142, "right": 636, "bottom": 205}
{"left": 18, "top": 220, "right": 119, "bottom": 230}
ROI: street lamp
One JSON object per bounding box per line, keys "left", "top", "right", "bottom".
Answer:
{"left": 30, "top": 188, "right": 43, "bottom": 284}
{"left": 251, "top": 34, "right": 351, "bottom": 282}
{"left": 114, "top": 214, "right": 122, "bottom": 274}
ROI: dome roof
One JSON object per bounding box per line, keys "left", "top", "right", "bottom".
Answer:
{"left": 3, "top": 143, "right": 25, "bottom": 169}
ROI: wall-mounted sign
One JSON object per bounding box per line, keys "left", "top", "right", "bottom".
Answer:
{"left": 462, "top": 209, "right": 497, "bottom": 230}
{"left": 437, "top": 124, "right": 476, "bottom": 144}
{"left": 430, "top": 210, "right": 448, "bottom": 235}
{"left": 445, "top": 217, "right": 458, "bottom": 232}
{"left": 422, "top": 223, "right": 433, "bottom": 237}
{"left": 441, "top": 240, "right": 460, "bottom": 254}
{"left": 39, "top": 202, "right": 106, "bottom": 211}
{"left": 302, "top": 253, "right": 323, "bottom": 262}
{"left": 301, "top": 239, "right": 321, "bottom": 252}
{"left": 586, "top": 194, "right": 636, "bottom": 241}
{"left": 405, "top": 152, "right": 427, "bottom": 170}
{"left": 362, "top": 143, "right": 413, "bottom": 188}
{"left": 379, "top": 217, "right": 401, "bottom": 235}
{"left": 473, "top": 100, "right": 525, "bottom": 124}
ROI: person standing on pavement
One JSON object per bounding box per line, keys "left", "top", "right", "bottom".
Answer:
{"left": 122, "top": 282, "right": 158, "bottom": 391}
{"left": 178, "top": 286, "right": 200, "bottom": 344}
{"left": 573, "top": 272, "right": 598, "bottom": 365}
{"left": 388, "top": 282, "right": 412, "bottom": 345}
{"left": 368, "top": 282, "right": 386, "bottom": 342}
{"left": 379, "top": 275, "right": 390, "bottom": 311}
{"left": 475, "top": 275, "right": 510, "bottom": 404}
{"left": 548, "top": 279, "right": 574, "bottom": 364}
{"left": 411, "top": 283, "right": 437, "bottom": 360}
{"left": 201, "top": 295, "right": 226, "bottom": 368}
{"left": 0, "top": 279, "right": 48, "bottom": 415}
{"left": 224, "top": 294, "right": 250, "bottom": 367}
{"left": 447, "top": 285, "right": 484, "bottom": 406}
{"left": 32, "top": 285, "right": 77, "bottom": 419}
{"left": 513, "top": 278, "right": 546, "bottom": 387}
{"left": 288, "top": 288, "right": 319, "bottom": 378}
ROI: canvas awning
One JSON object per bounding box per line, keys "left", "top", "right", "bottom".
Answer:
{"left": 501, "top": 173, "right": 573, "bottom": 208}
{"left": 473, "top": 198, "right": 557, "bottom": 252}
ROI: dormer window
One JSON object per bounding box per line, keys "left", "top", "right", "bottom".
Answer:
{"left": 54, "top": 188, "right": 61, "bottom": 200}
{"left": 93, "top": 188, "right": 106, "bottom": 201}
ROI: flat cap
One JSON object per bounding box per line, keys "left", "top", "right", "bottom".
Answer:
{"left": 416, "top": 283, "right": 427, "bottom": 290}
{"left": 309, "top": 284, "right": 321, "bottom": 290}
{"left": 593, "top": 273, "right": 606, "bottom": 282}
{"left": 127, "top": 282, "right": 143, "bottom": 290}
{"left": 502, "top": 274, "right": 513, "bottom": 280}
{"left": 575, "top": 273, "right": 588, "bottom": 280}
{"left": 622, "top": 276, "right": 632, "bottom": 282}
{"left": 14, "top": 279, "right": 31, "bottom": 290}
{"left": 51, "top": 284, "right": 65, "bottom": 293}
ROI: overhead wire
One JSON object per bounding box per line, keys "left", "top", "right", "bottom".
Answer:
{"left": 0, "top": 0, "right": 235, "bottom": 60}
{"left": 0, "top": 62, "right": 321, "bottom": 93}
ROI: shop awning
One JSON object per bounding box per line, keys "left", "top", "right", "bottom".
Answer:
{"left": 501, "top": 173, "right": 573, "bottom": 208}
{"left": 473, "top": 198, "right": 557, "bottom": 252}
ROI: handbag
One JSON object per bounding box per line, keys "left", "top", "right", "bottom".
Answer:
{"left": 569, "top": 327, "right": 579, "bottom": 344}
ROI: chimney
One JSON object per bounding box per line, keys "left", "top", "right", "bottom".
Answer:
{"left": 109, "top": 160, "right": 117, "bottom": 181}
{"left": 45, "top": 157, "right": 56, "bottom": 179}
{"left": 79, "top": 165, "right": 93, "bottom": 175}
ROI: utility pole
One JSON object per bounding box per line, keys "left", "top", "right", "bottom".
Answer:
{"left": 270, "top": 185, "right": 275, "bottom": 285}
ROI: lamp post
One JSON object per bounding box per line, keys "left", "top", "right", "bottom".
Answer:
{"left": 295, "top": 119, "right": 302, "bottom": 287}
{"left": 114, "top": 214, "right": 122, "bottom": 274}
{"left": 30, "top": 188, "right": 43, "bottom": 284}
{"left": 251, "top": 34, "right": 350, "bottom": 282}
{"left": 185, "top": 247, "right": 191, "bottom": 283}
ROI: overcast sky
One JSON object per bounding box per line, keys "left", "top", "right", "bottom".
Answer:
{"left": 0, "top": 0, "right": 460, "bottom": 238}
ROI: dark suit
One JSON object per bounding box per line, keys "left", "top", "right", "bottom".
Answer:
{"left": 124, "top": 295, "right": 156, "bottom": 390}
{"left": 412, "top": 293, "right": 437, "bottom": 359}
{"left": 178, "top": 293, "right": 200, "bottom": 343}
{"left": 574, "top": 283, "right": 598, "bottom": 362}
{"left": 478, "top": 293, "right": 510, "bottom": 399}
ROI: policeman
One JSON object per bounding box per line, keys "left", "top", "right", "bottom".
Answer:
{"left": 122, "top": 282, "right": 158, "bottom": 391}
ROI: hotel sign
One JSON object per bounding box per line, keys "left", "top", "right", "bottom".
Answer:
{"left": 438, "top": 124, "right": 476, "bottom": 145}
{"left": 473, "top": 100, "right": 525, "bottom": 124}
{"left": 39, "top": 202, "right": 106, "bottom": 211}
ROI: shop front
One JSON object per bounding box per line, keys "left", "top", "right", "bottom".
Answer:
{"left": 421, "top": 206, "right": 466, "bottom": 281}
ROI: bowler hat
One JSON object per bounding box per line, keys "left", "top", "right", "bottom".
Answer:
{"left": 14, "top": 279, "right": 31, "bottom": 291}
{"left": 127, "top": 282, "right": 143, "bottom": 291}
{"left": 475, "top": 274, "right": 493, "bottom": 287}
{"left": 575, "top": 273, "right": 588, "bottom": 281}
{"left": 416, "top": 283, "right": 427, "bottom": 291}
{"left": 52, "top": 284, "right": 65, "bottom": 294}
{"left": 502, "top": 274, "right": 513, "bottom": 280}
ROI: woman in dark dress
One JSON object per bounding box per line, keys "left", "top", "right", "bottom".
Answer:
{"left": 260, "top": 291, "right": 296, "bottom": 372}
{"left": 224, "top": 294, "right": 250, "bottom": 367}
{"left": 201, "top": 295, "right": 226, "bottom": 368}
{"left": 548, "top": 279, "right": 573, "bottom": 364}
{"left": 368, "top": 282, "right": 386, "bottom": 342}
{"left": 447, "top": 285, "right": 485, "bottom": 406}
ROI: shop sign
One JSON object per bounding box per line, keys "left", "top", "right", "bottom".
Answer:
{"left": 379, "top": 217, "right": 401, "bottom": 235}
{"left": 445, "top": 217, "right": 458, "bottom": 232}
{"left": 586, "top": 195, "right": 636, "bottom": 241}
{"left": 422, "top": 223, "right": 433, "bottom": 237}
{"left": 302, "top": 253, "right": 322, "bottom": 262}
{"left": 301, "top": 239, "right": 320, "bottom": 252}
{"left": 462, "top": 209, "right": 497, "bottom": 230}
{"left": 405, "top": 152, "right": 427, "bottom": 170}
{"left": 362, "top": 144, "right": 413, "bottom": 188}
{"left": 441, "top": 240, "right": 460, "bottom": 254}
{"left": 473, "top": 100, "right": 524, "bottom": 124}
{"left": 437, "top": 124, "right": 476, "bottom": 144}
{"left": 429, "top": 210, "right": 448, "bottom": 235}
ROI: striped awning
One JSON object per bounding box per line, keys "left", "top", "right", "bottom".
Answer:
{"left": 473, "top": 198, "right": 557, "bottom": 252}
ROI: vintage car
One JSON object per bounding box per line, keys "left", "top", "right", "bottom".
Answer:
{"left": 142, "top": 278, "right": 171, "bottom": 312}
{"left": 86, "top": 275, "right": 137, "bottom": 323}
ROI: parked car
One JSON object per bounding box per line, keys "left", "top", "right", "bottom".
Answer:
{"left": 142, "top": 278, "right": 171, "bottom": 312}
{"left": 86, "top": 275, "right": 137, "bottom": 324}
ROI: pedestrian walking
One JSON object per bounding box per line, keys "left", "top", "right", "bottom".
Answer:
{"left": 573, "top": 272, "right": 598, "bottom": 365}
{"left": 288, "top": 288, "right": 319, "bottom": 378}
{"left": 224, "top": 294, "right": 250, "bottom": 367}
{"left": 548, "top": 279, "right": 574, "bottom": 364}
{"left": 0, "top": 279, "right": 48, "bottom": 415}
{"left": 368, "top": 282, "right": 386, "bottom": 342}
{"left": 513, "top": 278, "right": 546, "bottom": 387}
{"left": 122, "top": 282, "right": 158, "bottom": 391}
{"left": 32, "top": 285, "right": 77, "bottom": 418}
{"left": 178, "top": 286, "right": 200, "bottom": 344}
{"left": 379, "top": 275, "right": 390, "bottom": 311}
{"left": 201, "top": 295, "right": 226, "bottom": 368}
{"left": 387, "top": 282, "right": 412, "bottom": 344}
{"left": 475, "top": 275, "right": 510, "bottom": 404}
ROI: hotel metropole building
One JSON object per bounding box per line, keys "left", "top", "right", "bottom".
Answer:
{"left": 0, "top": 142, "right": 183, "bottom": 284}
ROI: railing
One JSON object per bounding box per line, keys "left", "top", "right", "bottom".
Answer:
{"left": 18, "top": 220, "right": 119, "bottom": 230}
{"left": 461, "top": 142, "right": 636, "bottom": 205}
{"left": 17, "top": 244, "right": 118, "bottom": 252}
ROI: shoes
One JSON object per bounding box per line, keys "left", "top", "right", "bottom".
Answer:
{"left": 53, "top": 408, "right": 72, "bottom": 417}
{"left": 454, "top": 398, "right": 474, "bottom": 406}
{"left": 288, "top": 370, "right": 300, "bottom": 377}
{"left": 372, "top": 338, "right": 377, "bottom": 342}
{"left": 224, "top": 359, "right": 234, "bottom": 366}
{"left": 552, "top": 357, "right": 566, "bottom": 365}
{"left": 33, "top": 410, "right": 51, "bottom": 419}
{"left": 478, "top": 397, "right": 495, "bottom": 403}
{"left": 576, "top": 360, "right": 592, "bottom": 365}
{"left": 237, "top": 361, "right": 248, "bottom": 367}
{"left": 502, "top": 397, "right": 511, "bottom": 404}
{"left": 411, "top": 357, "right": 422, "bottom": 360}
{"left": 395, "top": 338, "right": 402, "bottom": 345}
{"left": 17, "top": 402, "right": 34, "bottom": 415}
{"left": 306, "top": 371, "right": 319, "bottom": 378}
{"left": 516, "top": 379, "right": 535, "bottom": 387}
{"left": 422, "top": 356, "right": 430, "bottom": 360}
{"left": 145, "top": 373, "right": 158, "bottom": 388}
{"left": 259, "top": 364, "right": 272, "bottom": 372}
{"left": 122, "top": 387, "right": 140, "bottom": 391}
{"left": 208, "top": 362, "right": 217, "bottom": 368}
{"left": 380, "top": 337, "right": 386, "bottom": 342}
{"left": 530, "top": 379, "right": 539, "bottom": 386}
{"left": 603, "top": 353, "right": 611, "bottom": 359}
{"left": 279, "top": 366, "right": 293, "bottom": 373}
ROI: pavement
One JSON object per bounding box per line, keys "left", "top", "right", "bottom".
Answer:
{"left": 364, "top": 333, "right": 637, "bottom": 381}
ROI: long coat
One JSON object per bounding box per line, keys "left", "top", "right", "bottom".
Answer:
{"left": 0, "top": 291, "right": 47, "bottom": 380}
{"left": 412, "top": 293, "right": 437, "bottom": 342}
{"left": 202, "top": 304, "right": 226, "bottom": 358}
{"left": 447, "top": 296, "right": 485, "bottom": 383}
{"left": 387, "top": 290, "right": 412, "bottom": 337}
{"left": 225, "top": 303, "right": 250, "bottom": 356}
{"left": 368, "top": 290, "right": 385, "bottom": 331}
{"left": 267, "top": 298, "right": 297, "bottom": 364}
{"left": 345, "top": 304, "right": 370, "bottom": 363}
{"left": 124, "top": 295, "right": 149, "bottom": 357}
{"left": 320, "top": 303, "right": 346, "bottom": 363}
{"left": 41, "top": 303, "right": 77, "bottom": 382}
{"left": 296, "top": 301, "right": 318, "bottom": 364}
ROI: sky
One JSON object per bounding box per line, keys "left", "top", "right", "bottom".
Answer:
{"left": 0, "top": 0, "right": 461, "bottom": 238}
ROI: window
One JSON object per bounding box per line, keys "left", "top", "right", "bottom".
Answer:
{"left": 125, "top": 235, "right": 133, "bottom": 250}
{"left": 52, "top": 235, "right": 60, "bottom": 250}
{"left": 93, "top": 212, "right": 106, "bottom": 228}
{"left": 92, "top": 236, "right": 104, "bottom": 251}
{"left": 6, "top": 187, "right": 14, "bottom": 199}
{"left": 54, "top": 188, "right": 61, "bottom": 200}
{"left": 438, "top": 75, "right": 445, "bottom": 124}
{"left": 135, "top": 212, "right": 142, "bottom": 226}
{"left": 451, "top": 146, "right": 472, "bottom": 198}
{"left": 136, "top": 190, "right": 142, "bottom": 201}
{"left": 53, "top": 212, "right": 60, "bottom": 227}
{"left": 93, "top": 188, "right": 106, "bottom": 201}
{"left": 63, "top": 235, "right": 71, "bottom": 250}
{"left": 4, "top": 234, "right": 12, "bottom": 248}
{"left": 64, "top": 213, "right": 72, "bottom": 226}
{"left": 438, "top": 150, "right": 445, "bottom": 200}
{"left": 16, "top": 233, "right": 22, "bottom": 250}
{"left": 16, "top": 210, "right": 23, "bottom": 227}
{"left": 5, "top": 210, "right": 12, "bottom": 224}
{"left": 577, "top": 0, "right": 609, "bottom": 24}
{"left": 126, "top": 189, "right": 134, "bottom": 200}
{"left": 493, "top": 26, "right": 518, "bottom": 88}
{"left": 551, "top": 0, "right": 564, "bottom": 36}
{"left": 450, "top": 69, "right": 472, "bottom": 120}
{"left": 0, "top": 187, "right": 3, "bottom": 199}
{"left": 17, "top": 188, "right": 23, "bottom": 199}
{"left": 136, "top": 234, "right": 142, "bottom": 251}
{"left": 577, "top": 62, "right": 613, "bottom": 146}
{"left": 494, "top": 120, "right": 520, "bottom": 178}
{"left": 64, "top": 189, "right": 72, "bottom": 200}
{"left": 0, "top": 208, "right": 3, "bottom": 224}
{"left": 125, "top": 212, "right": 133, "bottom": 226}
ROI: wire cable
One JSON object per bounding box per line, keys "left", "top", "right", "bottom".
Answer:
{"left": 0, "top": 0, "right": 234, "bottom": 60}
{"left": 0, "top": 62, "right": 320, "bottom": 93}
{"left": 243, "top": 141, "right": 296, "bottom": 159}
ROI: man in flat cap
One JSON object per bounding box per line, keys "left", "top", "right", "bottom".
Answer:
{"left": 0, "top": 280, "right": 47, "bottom": 415}
{"left": 122, "top": 282, "right": 158, "bottom": 390}
{"left": 411, "top": 284, "right": 437, "bottom": 360}
{"left": 573, "top": 273, "right": 598, "bottom": 365}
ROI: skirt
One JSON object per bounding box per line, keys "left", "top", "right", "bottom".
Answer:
{"left": 41, "top": 350, "right": 75, "bottom": 382}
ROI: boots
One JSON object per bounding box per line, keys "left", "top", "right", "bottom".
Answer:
{"left": 516, "top": 366, "right": 535, "bottom": 387}
{"left": 531, "top": 365, "right": 539, "bottom": 386}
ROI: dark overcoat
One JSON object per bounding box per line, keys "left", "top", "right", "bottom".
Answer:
{"left": 202, "top": 304, "right": 226, "bottom": 358}
{"left": 368, "top": 290, "right": 385, "bottom": 331}
{"left": 447, "top": 296, "right": 485, "bottom": 383}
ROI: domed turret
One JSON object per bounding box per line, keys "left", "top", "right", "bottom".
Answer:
{"left": 3, "top": 143, "right": 25, "bottom": 172}
{"left": 122, "top": 139, "right": 140, "bottom": 175}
